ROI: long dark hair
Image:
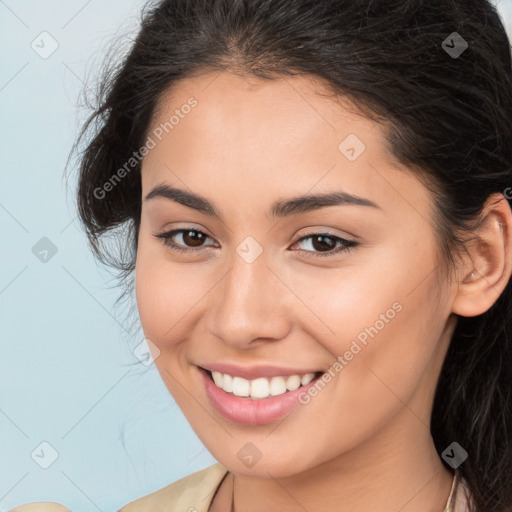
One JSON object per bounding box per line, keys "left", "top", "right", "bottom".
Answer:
{"left": 71, "top": 1, "right": 512, "bottom": 510}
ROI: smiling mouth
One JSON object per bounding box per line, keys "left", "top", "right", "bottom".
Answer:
{"left": 202, "top": 368, "right": 324, "bottom": 400}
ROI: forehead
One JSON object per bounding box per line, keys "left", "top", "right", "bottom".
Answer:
{"left": 141, "top": 70, "right": 431, "bottom": 221}
{"left": 148, "top": 71, "right": 377, "bottom": 156}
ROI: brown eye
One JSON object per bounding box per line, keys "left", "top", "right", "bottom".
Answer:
{"left": 181, "top": 230, "right": 207, "bottom": 247}
{"left": 292, "top": 233, "right": 358, "bottom": 258}
{"left": 310, "top": 235, "right": 337, "bottom": 252}
{"left": 153, "top": 228, "right": 215, "bottom": 253}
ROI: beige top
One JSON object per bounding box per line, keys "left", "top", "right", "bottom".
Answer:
{"left": 8, "top": 503, "right": 71, "bottom": 512}
{"left": 119, "top": 462, "right": 229, "bottom": 512}
{"left": 7, "top": 464, "right": 471, "bottom": 512}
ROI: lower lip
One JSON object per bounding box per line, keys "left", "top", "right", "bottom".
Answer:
{"left": 199, "top": 367, "right": 322, "bottom": 426}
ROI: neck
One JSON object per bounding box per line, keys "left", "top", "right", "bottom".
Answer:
{"left": 227, "top": 407, "right": 454, "bottom": 512}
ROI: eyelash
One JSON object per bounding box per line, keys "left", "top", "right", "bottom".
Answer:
{"left": 153, "top": 228, "right": 359, "bottom": 258}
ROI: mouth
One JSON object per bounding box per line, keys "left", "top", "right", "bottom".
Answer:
{"left": 197, "top": 365, "right": 326, "bottom": 425}
{"left": 201, "top": 367, "right": 324, "bottom": 400}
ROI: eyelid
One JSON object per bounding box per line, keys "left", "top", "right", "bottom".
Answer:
{"left": 294, "top": 225, "right": 358, "bottom": 243}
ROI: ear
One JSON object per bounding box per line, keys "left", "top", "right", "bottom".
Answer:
{"left": 452, "top": 193, "right": 512, "bottom": 318}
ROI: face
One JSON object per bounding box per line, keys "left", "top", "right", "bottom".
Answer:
{"left": 135, "top": 70, "right": 458, "bottom": 477}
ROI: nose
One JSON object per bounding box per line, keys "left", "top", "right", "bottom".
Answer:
{"left": 206, "top": 251, "right": 292, "bottom": 350}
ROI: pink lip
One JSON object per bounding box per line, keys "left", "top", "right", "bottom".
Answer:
{"left": 200, "top": 362, "right": 322, "bottom": 380}
{"left": 198, "top": 366, "right": 323, "bottom": 426}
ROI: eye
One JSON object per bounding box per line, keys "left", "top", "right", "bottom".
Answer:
{"left": 290, "top": 232, "right": 358, "bottom": 258}
{"left": 153, "top": 228, "right": 215, "bottom": 254}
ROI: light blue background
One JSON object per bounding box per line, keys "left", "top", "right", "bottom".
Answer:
{"left": 1, "top": 1, "right": 511, "bottom": 511}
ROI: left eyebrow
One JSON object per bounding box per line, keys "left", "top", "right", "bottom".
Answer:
{"left": 270, "top": 190, "right": 380, "bottom": 218}
{"left": 144, "top": 183, "right": 381, "bottom": 220}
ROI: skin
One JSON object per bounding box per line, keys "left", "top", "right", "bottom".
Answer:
{"left": 135, "top": 70, "right": 512, "bottom": 512}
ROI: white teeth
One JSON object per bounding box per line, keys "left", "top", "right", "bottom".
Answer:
{"left": 209, "top": 370, "right": 320, "bottom": 399}
{"left": 269, "top": 376, "right": 287, "bottom": 396}
{"left": 212, "top": 371, "right": 223, "bottom": 387}
{"left": 285, "top": 375, "right": 301, "bottom": 391}
{"left": 250, "top": 377, "right": 269, "bottom": 398}
{"left": 301, "top": 373, "right": 315, "bottom": 386}
{"left": 223, "top": 373, "right": 233, "bottom": 393}
{"left": 232, "top": 376, "right": 250, "bottom": 397}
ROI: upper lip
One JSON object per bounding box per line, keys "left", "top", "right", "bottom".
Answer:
{"left": 199, "top": 363, "right": 323, "bottom": 380}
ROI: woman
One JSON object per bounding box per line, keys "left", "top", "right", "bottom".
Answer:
{"left": 20, "top": 0, "right": 512, "bottom": 510}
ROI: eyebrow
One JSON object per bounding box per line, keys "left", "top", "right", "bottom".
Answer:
{"left": 144, "top": 183, "right": 380, "bottom": 218}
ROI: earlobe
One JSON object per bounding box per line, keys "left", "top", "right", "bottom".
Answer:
{"left": 452, "top": 193, "right": 512, "bottom": 318}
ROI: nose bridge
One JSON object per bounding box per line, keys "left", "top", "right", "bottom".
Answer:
{"left": 207, "top": 246, "right": 290, "bottom": 347}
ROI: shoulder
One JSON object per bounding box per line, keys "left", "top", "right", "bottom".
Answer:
{"left": 118, "top": 462, "right": 229, "bottom": 512}
{"left": 8, "top": 503, "right": 70, "bottom": 512}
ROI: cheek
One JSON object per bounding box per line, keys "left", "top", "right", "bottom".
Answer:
{"left": 290, "top": 246, "right": 446, "bottom": 399}
{"left": 135, "top": 233, "right": 190, "bottom": 344}
{"left": 280, "top": 273, "right": 446, "bottom": 457}
{"left": 135, "top": 258, "right": 199, "bottom": 344}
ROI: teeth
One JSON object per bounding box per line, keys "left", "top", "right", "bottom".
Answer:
{"left": 212, "top": 371, "right": 223, "bottom": 387}
{"left": 269, "top": 376, "right": 287, "bottom": 396}
{"left": 223, "top": 373, "right": 233, "bottom": 393}
{"left": 250, "top": 377, "right": 269, "bottom": 398}
{"left": 209, "top": 370, "right": 318, "bottom": 399}
{"left": 285, "top": 375, "right": 301, "bottom": 391}
{"left": 232, "top": 376, "right": 250, "bottom": 397}
{"left": 301, "top": 373, "right": 315, "bottom": 385}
